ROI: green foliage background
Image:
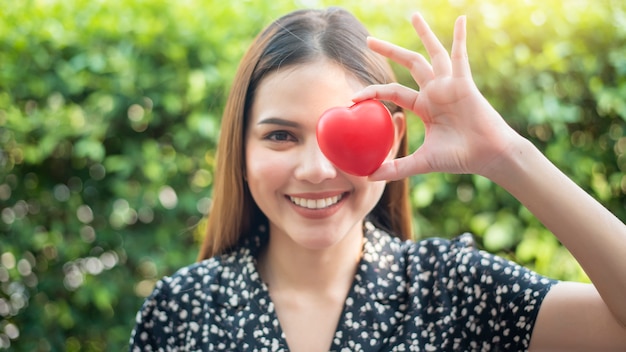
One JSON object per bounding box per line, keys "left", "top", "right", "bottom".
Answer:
{"left": 1, "top": 0, "right": 625, "bottom": 350}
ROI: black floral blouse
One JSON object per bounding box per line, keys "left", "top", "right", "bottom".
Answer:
{"left": 130, "top": 222, "right": 556, "bottom": 351}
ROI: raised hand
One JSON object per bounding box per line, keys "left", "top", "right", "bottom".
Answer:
{"left": 353, "top": 14, "right": 521, "bottom": 181}
{"left": 353, "top": 13, "right": 626, "bottom": 350}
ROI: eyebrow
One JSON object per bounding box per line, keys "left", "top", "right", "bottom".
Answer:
{"left": 257, "top": 117, "right": 301, "bottom": 128}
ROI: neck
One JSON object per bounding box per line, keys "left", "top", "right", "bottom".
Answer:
{"left": 258, "top": 225, "right": 363, "bottom": 294}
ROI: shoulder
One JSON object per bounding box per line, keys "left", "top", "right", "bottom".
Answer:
{"left": 132, "top": 255, "right": 233, "bottom": 325}
{"left": 372, "top": 224, "right": 559, "bottom": 350}
{"left": 405, "top": 232, "right": 475, "bottom": 260}
{"left": 130, "top": 246, "right": 258, "bottom": 350}
{"left": 401, "top": 232, "right": 556, "bottom": 350}
{"left": 366, "top": 223, "right": 554, "bottom": 286}
{"left": 412, "top": 233, "right": 554, "bottom": 284}
{"left": 401, "top": 231, "right": 556, "bottom": 295}
{"left": 148, "top": 257, "right": 224, "bottom": 304}
{"left": 145, "top": 245, "right": 258, "bottom": 310}
{"left": 363, "top": 222, "right": 479, "bottom": 271}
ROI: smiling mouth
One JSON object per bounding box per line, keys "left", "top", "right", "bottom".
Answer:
{"left": 289, "top": 193, "right": 344, "bottom": 209}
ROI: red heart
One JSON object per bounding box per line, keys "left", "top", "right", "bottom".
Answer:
{"left": 316, "top": 99, "right": 394, "bottom": 176}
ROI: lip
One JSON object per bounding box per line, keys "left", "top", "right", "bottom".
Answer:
{"left": 285, "top": 191, "right": 349, "bottom": 219}
{"left": 287, "top": 191, "right": 346, "bottom": 199}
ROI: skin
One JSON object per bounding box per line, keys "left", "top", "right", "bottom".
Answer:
{"left": 245, "top": 60, "right": 405, "bottom": 351}
{"left": 353, "top": 13, "right": 626, "bottom": 350}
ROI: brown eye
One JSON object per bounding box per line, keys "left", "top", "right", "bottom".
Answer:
{"left": 266, "top": 131, "right": 296, "bottom": 142}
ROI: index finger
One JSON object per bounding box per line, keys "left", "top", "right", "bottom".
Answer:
{"left": 367, "top": 37, "right": 434, "bottom": 87}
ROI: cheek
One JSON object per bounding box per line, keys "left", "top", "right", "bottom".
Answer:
{"left": 351, "top": 177, "right": 386, "bottom": 205}
{"left": 245, "top": 145, "right": 294, "bottom": 186}
{"left": 245, "top": 149, "right": 297, "bottom": 215}
{"left": 247, "top": 158, "right": 280, "bottom": 180}
{"left": 364, "top": 181, "right": 388, "bottom": 216}
{"left": 367, "top": 180, "right": 387, "bottom": 201}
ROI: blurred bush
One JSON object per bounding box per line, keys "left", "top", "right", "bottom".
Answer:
{"left": 0, "top": 0, "right": 624, "bottom": 350}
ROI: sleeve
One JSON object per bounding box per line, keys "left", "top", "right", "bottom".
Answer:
{"left": 453, "top": 234, "right": 556, "bottom": 350}
{"left": 417, "top": 234, "right": 558, "bottom": 351}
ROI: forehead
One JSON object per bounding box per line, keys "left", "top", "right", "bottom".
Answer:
{"left": 250, "top": 60, "right": 365, "bottom": 123}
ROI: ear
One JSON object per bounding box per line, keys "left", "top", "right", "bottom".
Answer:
{"left": 387, "top": 111, "right": 406, "bottom": 160}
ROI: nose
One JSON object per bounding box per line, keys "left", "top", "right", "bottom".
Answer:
{"left": 294, "top": 139, "right": 337, "bottom": 184}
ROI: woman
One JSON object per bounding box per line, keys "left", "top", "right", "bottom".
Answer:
{"left": 130, "top": 7, "right": 626, "bottom": 351}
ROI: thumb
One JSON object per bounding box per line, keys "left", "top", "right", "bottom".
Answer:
{"left": 368, "top": 151, "right": 432, "bottom": 181}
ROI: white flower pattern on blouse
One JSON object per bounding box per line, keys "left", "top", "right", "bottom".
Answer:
{"left": 130, "top": 222, "right": 556, "bottom": 351}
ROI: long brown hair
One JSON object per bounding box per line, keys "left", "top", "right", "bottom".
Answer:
{"left": 198, "top": 7, "right": 411, "bottom": 260}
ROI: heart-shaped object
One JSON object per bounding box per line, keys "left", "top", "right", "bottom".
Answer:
{"left": 316, "top": 99, "right": 394, "bottom": 176}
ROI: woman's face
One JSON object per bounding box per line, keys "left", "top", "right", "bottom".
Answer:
{"left": 245, "top": 59, "right": 402, "bottom": 251}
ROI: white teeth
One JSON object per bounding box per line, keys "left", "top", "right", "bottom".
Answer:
{"left": 289, "top": 194, "right": 342, "bottom": 209}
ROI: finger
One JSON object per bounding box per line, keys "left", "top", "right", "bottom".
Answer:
{"left": 352, "top": 83, "right": 420, "bottom": 112}
{"left": 411, "top": 12, "right": 452, "bottom": 77}
{"left": 367, "top": 37, "right": 434, "bottom": 87}
{"left": 450, "top": 15, "right": 472, "bottom": 78}
{"left": 368, "top": 152, "right": 432, "bottom": 181}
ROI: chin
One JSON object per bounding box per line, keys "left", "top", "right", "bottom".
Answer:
{"left": 278, "top": 225, "right": 333, "bottom": 248}
{"left": 296, "top": 235, "right": 343, "bottom": 251}
{"left": 290, "top": 222, "right": 361, "bottom": 251}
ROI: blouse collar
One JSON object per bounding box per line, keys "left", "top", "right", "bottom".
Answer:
{"left": 208, "top": 221, "right": 407, "bottom": 349}
{"left": 213, "top": 221, "right": 405, "bottom": 308}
